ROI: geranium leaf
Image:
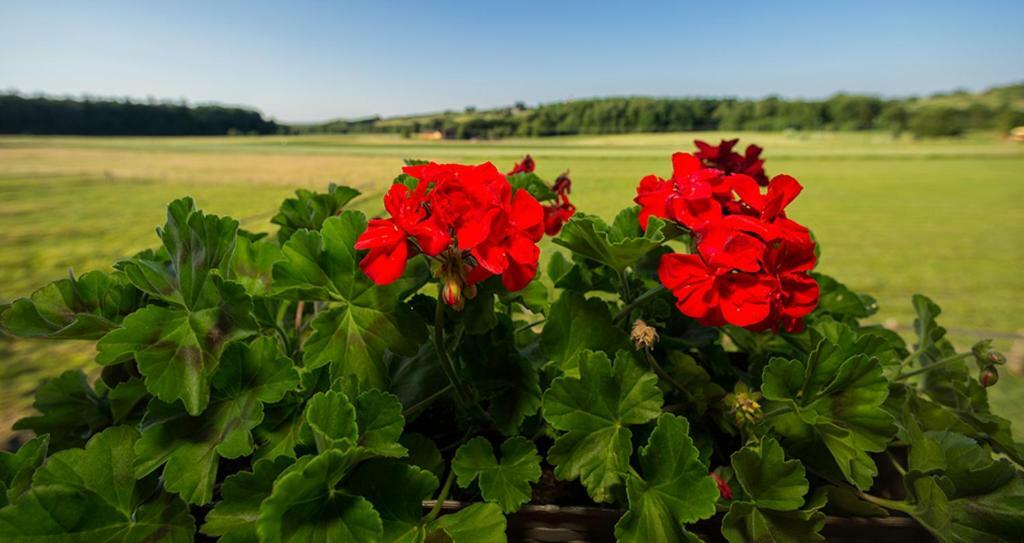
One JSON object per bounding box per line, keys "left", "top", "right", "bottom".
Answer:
{"left": 227, "top": 236, "right": 284, "bottom": 296}
{"left": 460, "top": 320, "right": 541, "bottom": 435}
{"left": 553, "top": 208, "right": 666, "bottom": 273}
{"left": 541, "top": 291, "right": 630, "bottom": 375}
{"left": 615, "top": 414, "right": 718, "bottom": 543}
{"left": 721, "top": 502, "right": 825, "bottom": 543}
{"left": 399, "top": 433, "right": 444, "bottom": 479}
{"left": 345, "top": 459, "right": 439, "bottom": 542}
{"left": 810, "top": 273, "right": 878, "bottom": 321}
{"left": 271, "top": 183, "right": 360, "bottom": 243}
{"left": 0, "top": 435, "right": 48, "bottom": 507}
{"left": 731, "top": 437, "right": 809, "bottom": 511}
{"left": 0, "top": 270, "right": 142, "bottom": 340}
{"left": 274, "top": 212, "right": 428, "bottom": 389}
{"left": 762, "top": 337, "right": 896, "bottom": 490}
{"left": 429, "top": 503, "right": 506, "bottom": 543}
{"left": 0, "top": 426, "right": 195, "bottom": 542}
{"left": 542, "top": 350, "right": 662, "bottom": 502}
{"left": 201, "top": 456, "right": 295, "bottom": 543}
{"left": 12, "top": 370, "right": 111, "bottom": 451}
{"left": 96, "top": 278, "right": 257, "bottom": 415}
{"left": 256, "top": 450, "right": 383, "bottom": 543}
{"left": 452, "top": 437, "right": 541, "bottom": 513}
{"left": 721, "top": 437, "right": 824, "bottom": 543}
{"left": 304, "top": 390, "right": 408, "bottom": 460}
{"left": 133, "top": 337, "right": 299, "bottom": 505}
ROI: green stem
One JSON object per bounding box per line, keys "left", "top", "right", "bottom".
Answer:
{"left": 403, "top": 384, "right": 455, "bottom": 418}
{"left": 886, "top": 451, "right": 908, "bottom": 477}
{"left": 614, "top": 284, "right": 667, "bottom": 322}
{"left": 618, "top": 270, "right": 634, "bottom": 304}
{"left": 896, "top": 352, "right": 973, "bottom": 381}
{"left": 425, "top": 469, "right": 456, "bottom": 522}
{"left": 762, "top": 405, "right": 794, "bottom": 419}
{"left": 514, "top": 318, "right": 546, "bottom": 334}
{"left": 434, "top": 291, "right": 471, "bottom": 407}
{"left": 645, "top": 351, "right": 693, "bottom": 403}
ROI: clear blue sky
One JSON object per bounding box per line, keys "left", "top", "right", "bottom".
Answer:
{"left": 1, "top": 0, "right": 1021, "bottom": 123}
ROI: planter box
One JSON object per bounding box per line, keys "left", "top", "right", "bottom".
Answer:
{"left": 423, "top": 501, "right": 937, "bottom": 543}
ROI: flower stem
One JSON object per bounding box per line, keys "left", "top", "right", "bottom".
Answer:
{"left": 614, "top": 284, "right": 667, "bottom": 323}
{"left": 644, "top": 351, "right": 693, "bottom": 403}
{"left": 403, "top": 384, "right": 455, "bottom": 418}
{"left": 762, "top": 405, "right": 793, "bottom": 419}
{"left": 514, "top": 317, "right": 546, "bottom": 334}
{"left": 895, "top": 352, "right": 973, "bottom": 381}
{"left": 434, "top": 290, "right": 471, "bottom": 407}
{"left": 424, "top": 469, "right": 456, "bottom": 522}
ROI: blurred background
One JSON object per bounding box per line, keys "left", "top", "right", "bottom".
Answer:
{"left": 1, "top": 0, "right": 1022, "bottom": 441}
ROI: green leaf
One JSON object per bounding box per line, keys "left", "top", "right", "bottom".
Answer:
{"left": 542, "top": 350, "right": 663, "bottom": 502}
{"left": 731, "top": 438, "right": 809, "bottom": 511}
{"left": 541, "top": 291, "right": 630, "bottom": 375}
{"left": 271, "top": 183, "right": 360, "bottom": 243}
{"left": 96, "top": 278, "right": 258, "bottom": 415}
{"left": 227, "top": 236, "right": 284, "bottom": 296}
{"left": 911, "top": 294, "right": 951, "bottom": 364}
{"left": 256, "top": 450, "right": 383, "bottom": 543}
{"left": 810, "top": 273, "right": 878, "bottom": 320}
{"left": 119, "top": 197, "right": 239, "bottom": 310}
{"left": 762, "top": 337, "right": 896, "bottom": 490}
{"left": 0, "top": 436, "right": 48, "bottom": 507}
{"left": 721, "top": 502, "right": 825, "bottom": 543}
{"left": 0, "top": 270, "right": 142, "bottom": 339}
{"left": 304, "top": 390, "right": 408, "bottom": 460}
{"left": 615, "top": 414, "right": 718, "bottom": 543}
{"left": 0, "top": 426, "right": 195, "bottom": 542}
{"left": 553, "top": 208, "right": 666, "bottom": 273}
{"left": 202, "top": 457, "right": 295, "bottom": 543}
{"left": 345, "top": 459, "right": 439, "bottom": 542}
{"left": 13, "top": 370, "right": 110, "bottom": 450}
{"left": 506, "top": 172, "right": 555, "bottom": 201}
{"left": 274, "top": 212, "right": 428, "bottom": 389}
{"left": 460, "top": 319, "right": 542, "bottom": 435}
{"left": 133, "top": 337, "right": 299, "bottom": 505}
{"left": 452, "top": 437, "right": 541, "bottom": 513}
{"left": 430, "top": 503, "right": 507, "bottom": 543}
{"left": 721, "top": 437, "right": 824, "bottom": 543}
{"left": 399, "top": 433, "right": 444, "bottom": 479}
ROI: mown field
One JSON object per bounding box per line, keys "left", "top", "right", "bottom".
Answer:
{"left": 1, "top": 132, "right": 1022, "bottom": 440}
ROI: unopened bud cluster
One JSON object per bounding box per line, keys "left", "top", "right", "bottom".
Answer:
{"left": 972, "top": 341, "right": 1007, "bottom": 388}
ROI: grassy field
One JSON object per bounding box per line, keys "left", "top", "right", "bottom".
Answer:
{"left": 1, "top": 132, "right": 1023, "bottom": 439}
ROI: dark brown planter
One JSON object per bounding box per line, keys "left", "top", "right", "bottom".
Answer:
{"left": 423, "top": 501, "right": 937, "bottom": 543}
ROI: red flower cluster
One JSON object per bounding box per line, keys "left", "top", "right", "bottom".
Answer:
{"left": 506, "top": 155, "right": 576, "bottom": 236}
{"left": 355, "top": 162, "right": 545, "bottom": 307}
{"left": 506, "top": 154, "right": 536, "bottom": 176}
{"left": 636, "top": 152, "right": 818, "bottom": 332}
{"left": 543, "top": 171, "right": 575, "bottom": 235}
{"left": 694, "top": 138, "right": 769, "bottom": 186}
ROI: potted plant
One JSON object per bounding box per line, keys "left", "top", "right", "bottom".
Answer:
{"left": 0, "top": 141, "right": 1019, "bottom": 542}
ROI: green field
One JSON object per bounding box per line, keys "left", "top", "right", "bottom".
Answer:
{"left": 1, "top": 132, "right": 1023, "bottom": 439}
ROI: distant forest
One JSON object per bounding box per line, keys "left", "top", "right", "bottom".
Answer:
{"left": 2, "top": 84, "right": 1023, "bottom": 138}
{"left": 296, "top": 83, "right": 1024, "bottom": 139}
{"left": 0, "top": 94, "right": 279, "bottom": 135}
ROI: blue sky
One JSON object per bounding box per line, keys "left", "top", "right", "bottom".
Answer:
{"left": 1, "top": 1, "right": 1021, "bottom": 122}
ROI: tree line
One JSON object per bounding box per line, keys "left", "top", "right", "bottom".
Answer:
{"left": 297, "top": 84, "right": 1024, "bottom": 139}
{"left": 0, "top": 94, "right": 279, "bottom": 135}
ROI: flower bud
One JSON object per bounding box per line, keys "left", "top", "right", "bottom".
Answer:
{"left": 710, "top": 472, "right": 733, "bottom": 500}
{"left": 980, "top": 366, "right": 999, "bottom": 387}
{"left": 442, "top": 280, "right": 462, "bottom": 308}
{"left": 630, "top": 319, "right": 659, "bottom": 351}
{"left": 725, "top": 389, "right": 764, "bottom": 426}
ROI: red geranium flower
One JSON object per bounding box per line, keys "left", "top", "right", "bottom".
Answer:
{"left": 543, "top": 171, "right": 575, "bottom": 235}
{"left": 356, "top": 161, "right": 545, "bottom": 307}
{"left": 657, "top": 227, "right": 773, "bottom": 327}
{"left": 637, "top": 146, "right": 819, "bottom": 332}
{"left": 507, "top": 154, "right": 535, "bottom": 175}
{"left": 354, "top": 183, "right": 450, "bottom": 284}
{"left": 695, "top": 138, "right": 769, "bottom": 186}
